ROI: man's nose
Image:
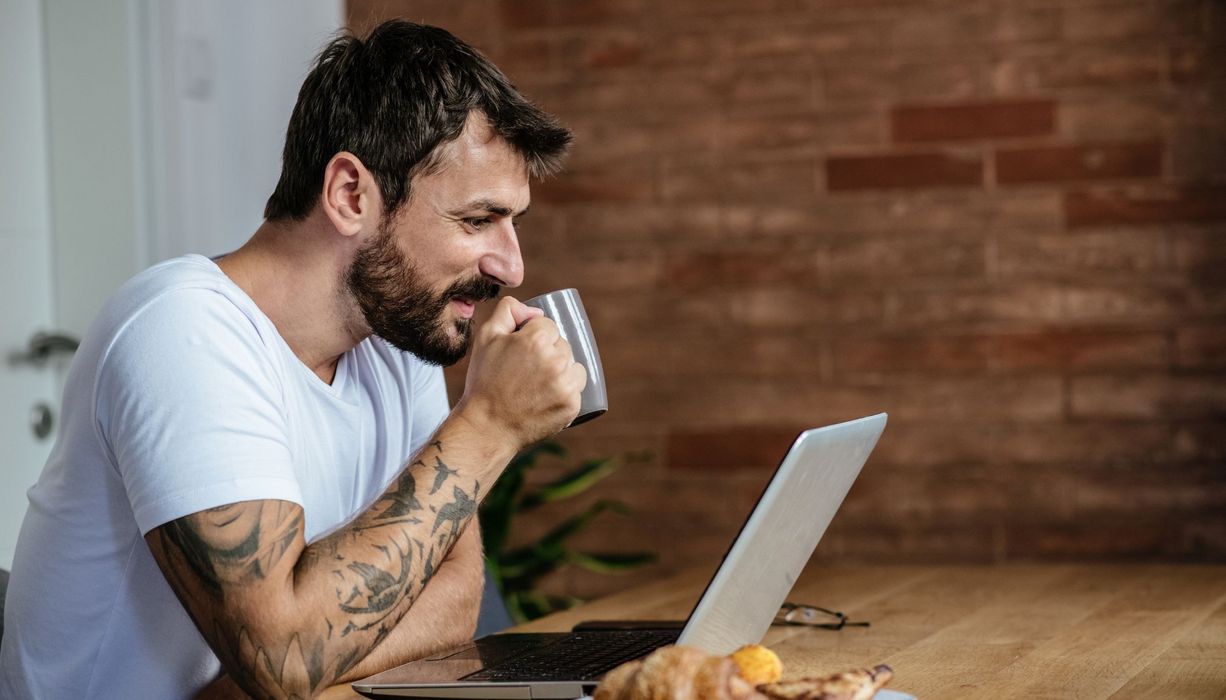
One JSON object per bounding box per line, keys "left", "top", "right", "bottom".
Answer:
{"left": 478, "top": 219, "right": 525, "bottom": 288}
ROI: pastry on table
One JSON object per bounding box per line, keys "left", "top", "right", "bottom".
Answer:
{"left": 594, "top": 644, "right": 893, "bottom": 700}
{"left": 757, "top": 664, "right": 893, "bottom": 700}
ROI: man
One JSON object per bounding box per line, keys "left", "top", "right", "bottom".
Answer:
{"left": 0, "top": 20, "right": 584, "bottom": 699}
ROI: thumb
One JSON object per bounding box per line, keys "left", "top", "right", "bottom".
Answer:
{"left": 484, "top": 296, "right": 543, "bottom": 336}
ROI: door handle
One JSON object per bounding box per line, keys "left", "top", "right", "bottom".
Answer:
{"left": 9, "top": 331, "right": 80, "bottom": 366}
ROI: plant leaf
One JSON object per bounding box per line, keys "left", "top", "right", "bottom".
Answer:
{"left": 520, "top": 458, "right": 618, "bottom": 511}
{"left": 538, "top": 500, "right": 627, "bottom": 551}
{"left": 479, "top": 440, "right": 565, "bottom": 556}
{"left": 568, "top": 551, "right": 657, "bottom": 574}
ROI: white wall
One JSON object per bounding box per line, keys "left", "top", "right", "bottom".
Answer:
{"left": 0, "top": 0, "right": 58, "bottom": 569}
{"left": 41, "top": 0, "right": 343, "bottom": 335}
{"left": 146, "top": 0, "right": 344, "bottom": 262}
{"left": 43, "top": 0, "right": 147, "bottom": 336}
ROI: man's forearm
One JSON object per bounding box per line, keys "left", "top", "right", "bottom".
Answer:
{"left": 333, "top": 519, "right": 485, "bottom": 683}
{"left": 282, "top": 413, "right": 513, "bottom": 685}
{"left": 151, "top": 411, "right": 516, "bottom": 700}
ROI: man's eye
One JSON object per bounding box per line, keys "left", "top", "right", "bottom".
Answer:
{"left": 466, "top": 217, "right": 491, "bottom": 229}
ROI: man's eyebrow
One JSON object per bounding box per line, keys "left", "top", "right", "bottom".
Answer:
{"left": 449, "top": 199, "right": 531, "bottom": 218}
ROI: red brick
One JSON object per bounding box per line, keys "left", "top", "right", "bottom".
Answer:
{"left": 491, "top": 37, "right": 555, "bottom": 80}
{"left": 553, "top": 0, "right": 646, "bottom": 27}
{"left": 824, "top": 55, "right": 986, "bottom": 103}
{"left": 990, "top": 46, "right": 1166, "bottom": 92}
{"left": 1004, "top": 514, "right": 1184, "bottom": 560}
{"left": 826, "top": 152, "right": 983, "bottom": 191}
{"left": 525, "top": 247, "right": 664, "bottom": 292}
{"left": 869, "top": 420, "right": 995, "bottom": 467}
{"left": 820, "top": 517, "right": 1000, "bottom": 563}
{"left": 833, "top": 335, "right": 993, "bottom": 373}
{"left": 533, "top": 167, "right": 654, "bottom": 204}
{"left": 1058, "top": 283, "right": 1226, "bottom": 322}
{"left": 994, "top": 229, "right": 1174, "bottom": 280}
{"left": 1170, "top": 44, "right": 1226, "bottom": 84}
{"left": 990, "top": 421, "right": 1177, "bottom": 468}
{"left": 1173, "top": 421, "right": 1226, "bottom": 463}
{"left": 496, "top": 0, "right": 550, "bottom": 29}
{"left": 1063, "top": 0, "right": 1205, "bottom": 41}
{"left": 662, "top": 248, "right": 819, "bottom": 291}
{"left": 1071, "top": 373, "right": 1226, "bottom": 419}
{"left": 655, "top": 0, "right": 809, "bottom": 19}
{"left": 1064, "top": 186, "right": 1226, "bottom": 227}
{"left": 727, "top": 66, "right": 818, "bottom": 112}
{"left": 1170, "top": 129, "right": 1226, "bottom": 183}
{"left": 996, "top": 141, "right": 1163, "bottom": 184}
{"left": 886, "top": 6, "right": 1061, "bottom": 48}
{"left": 581, "top": 287, "right": 885, "bottom": 338}
{"left": 1172, "top": 227, "right": 1226, "bottom": 285}
{"left": 578, "top": 33, "right": 647, "bottom": 68}
{"left": 1058, "top": 94, "right": 1175, "bottom": 141}
{"left": 1177, "top": 327, "right": 1226, "bottom": 368}
{"left": 1060, "top": 462, "right": 1226, "bottom": 513}
{"left": 891, "top": 99, "right": 1055, "bottom": 143}
{"left": 724, "top": 111, "right": 882, "bottom": 152}
{"left": 667, "top": 427, "right": 807, "bottom": 471}
{"left": 993, "top": 330, "right": 1170, "bottom": 370}
{"left": 887, "top": 284, "right": 1064, "bottom": 326}
{"left": 564, "top": 118, "right": 720, "bottom": 166}
{"left": 826, "top": 233, "right": 986, "bottom": 285}
{"left": 598, "top": 333, "right": 826, "bottom": 380}
{"left": 659, "top": 158, "right": 816, "bottom": 204}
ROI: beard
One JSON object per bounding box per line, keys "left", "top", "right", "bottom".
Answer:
{"left": 345, "top": 220, "right": 500, "bottom": 366}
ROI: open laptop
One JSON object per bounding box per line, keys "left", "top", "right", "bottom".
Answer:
{"left": 354, "top": 413, "right": 888, "bottom": 699}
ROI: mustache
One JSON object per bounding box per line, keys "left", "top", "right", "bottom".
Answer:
{"left": 443, "top": 275, "right": 501, "bottom": 304}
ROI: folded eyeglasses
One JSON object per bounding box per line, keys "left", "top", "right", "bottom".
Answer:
{"left": 774, "top": 602, "right": 871, "bottom": 630}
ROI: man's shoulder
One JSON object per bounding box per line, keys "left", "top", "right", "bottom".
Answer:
{"left": 97, "top": 255, "right": 268, "bottom": 345}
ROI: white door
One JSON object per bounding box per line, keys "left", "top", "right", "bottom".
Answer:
{"left": 0, "top": 0, "right": 61, "bottom": 570}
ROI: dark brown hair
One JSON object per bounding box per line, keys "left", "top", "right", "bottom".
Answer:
{"left": 264, "top": 20, "right": 572, "bottom": 221}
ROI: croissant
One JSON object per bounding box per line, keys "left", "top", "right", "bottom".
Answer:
{"left": 757, "top": 665, "right": 894, "bottom": 700}
{"left": 594, "top": 646, "right": 894, "bottom": 700}
{"left": 593, "top": 646, "right": 759, "bottom": 700}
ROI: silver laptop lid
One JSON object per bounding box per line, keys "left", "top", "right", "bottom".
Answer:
{"left": 676, "top": 413, "right": 887, "bottom": 655}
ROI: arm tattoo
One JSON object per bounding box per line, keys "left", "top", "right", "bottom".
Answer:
{"left": 146, "top": 437, "right": 483, "bottom": 699}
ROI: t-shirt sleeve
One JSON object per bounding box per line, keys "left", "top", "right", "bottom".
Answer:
{"left": 408, "top": 360, "right": 450, "bottom": 451}
{"left": 96, "top": 287, "right": 303, "bottom": 535}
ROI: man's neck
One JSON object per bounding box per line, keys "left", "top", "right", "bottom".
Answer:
{"left": 217, "top": 218, "right": 365, "bottom": 385}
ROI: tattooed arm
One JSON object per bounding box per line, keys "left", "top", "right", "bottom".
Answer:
{"left": 192, "top": 523, "right": 484, "bottom": 699}
{"left": 333, "top": 520, "right": 484, "bottom": 683}
{"left": 147, "top": 297, "right": 586, "bottom": 699}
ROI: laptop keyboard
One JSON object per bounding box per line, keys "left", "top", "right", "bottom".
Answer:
{"left": 461, "top": 629, "right": 681, "bottom": 682}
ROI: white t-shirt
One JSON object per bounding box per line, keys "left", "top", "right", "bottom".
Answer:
{"left": 0, "top": 254, "right": 450, "bottom": 699}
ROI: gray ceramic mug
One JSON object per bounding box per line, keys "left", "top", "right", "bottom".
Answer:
{"left": 523, "top": 288, "right": 607, "bottom": 427}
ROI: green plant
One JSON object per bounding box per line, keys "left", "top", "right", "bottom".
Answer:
{"left": 479, "top": 440, "right": 656, "bottom": 622}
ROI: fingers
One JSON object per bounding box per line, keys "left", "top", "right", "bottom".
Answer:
{"left": 510, "top": 302, "right": 544, "bottom": 330}
{"left": 483, "top": 296, "right": 544, "bottom": 337}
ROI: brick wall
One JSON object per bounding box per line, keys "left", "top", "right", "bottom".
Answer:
{"left": 348, "top": 0, "right": 1226, "bottom": 599}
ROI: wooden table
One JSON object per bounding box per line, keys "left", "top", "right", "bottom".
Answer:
{"left": 330, "top": 564, "right": 1226, "bottom": 699}
{"left": 517, "top": 564, "right": 1226, "bottom": 699}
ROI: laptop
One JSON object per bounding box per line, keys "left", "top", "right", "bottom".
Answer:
{"left": 354, "top": 413, "right": 888, "bottom": 699}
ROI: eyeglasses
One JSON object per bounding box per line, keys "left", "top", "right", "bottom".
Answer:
{"left": 774, "top": 602, "right": 871, "bottom": 630}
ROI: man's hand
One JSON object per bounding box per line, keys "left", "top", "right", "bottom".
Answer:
{"left": 456, "top": 296, "right": 588, "bottom": 449}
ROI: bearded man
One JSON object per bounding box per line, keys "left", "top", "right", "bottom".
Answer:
{"left": 0, "top": 20, "right": 584, "bottom": 699}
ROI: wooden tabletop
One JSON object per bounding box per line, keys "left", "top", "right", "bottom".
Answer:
{"left": 329, "top": 564, "right": 1226, "bottom": 699}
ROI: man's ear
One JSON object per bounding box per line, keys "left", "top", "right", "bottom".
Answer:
{"left": 321, "top": 152, "right": 380, "bottom": 238}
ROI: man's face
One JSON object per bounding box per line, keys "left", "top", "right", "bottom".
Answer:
{"left": 345, "top": 113, "right": 531, "bottom": 366}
